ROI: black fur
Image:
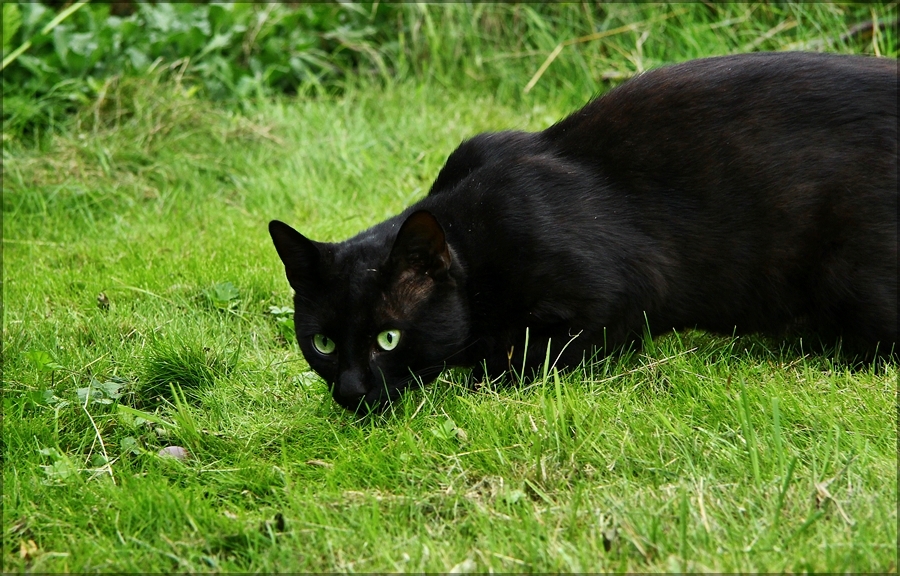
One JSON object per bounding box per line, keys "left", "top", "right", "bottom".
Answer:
{"left": 270, "top": 52, "right": 898, "bottom": 412}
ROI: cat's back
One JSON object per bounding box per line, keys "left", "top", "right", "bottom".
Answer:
{"left": 537, "top": 52, "right": 897, "bottom": 252}
{"left": 548, "top": 52, "right": 897, "bottom": 136}
{"left": 544, "top": 52, "right": 897, "bottom": 186}
{"left": 555, "top": 52, "right": 895, "bottom": 123}
{"left": 538, "top": 52, "right": 898, "bottom": 344}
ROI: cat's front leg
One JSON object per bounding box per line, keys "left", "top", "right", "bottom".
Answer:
{"left": 468, "top": 324, "right": 607, "bottom": 386}
{"left": 464, "top": 330, "right": 525, "bottom": 386}
{"left": 510, "top": 323, "right": 621, "bottom": 382}
{"left": 469, "top": 326, "right": 587, "bottom": 385}
{"left": 469, "top": 348, "right": 517, "bottom": 386}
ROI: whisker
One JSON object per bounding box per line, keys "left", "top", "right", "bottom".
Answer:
{"left": 440, "top": 338, "right": 483, "bottom": 365}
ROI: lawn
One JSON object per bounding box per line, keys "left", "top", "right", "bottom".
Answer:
{"left": 3, "top": 3, "right": 898, "bottom": 572}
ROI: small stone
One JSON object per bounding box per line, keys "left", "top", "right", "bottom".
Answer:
{"left": 158, "top": 446, "right": 190, "bottom": 460}
{"left": 449, "top": 558, "right": 476, "bottom": 574}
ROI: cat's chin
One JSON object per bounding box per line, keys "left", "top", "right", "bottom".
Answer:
{"left": 332, "top": 392, "right": 368, "bottom": 413}
{"left": 333, "top": 370, "right": 440, "bottom": 414}
{"left": 333, "top": 383, "right": 403, "bottom": 414}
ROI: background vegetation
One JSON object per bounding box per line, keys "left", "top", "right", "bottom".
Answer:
{"left": 3, "top": 2, "right": 898, "bottom": 572}
{"left": 5, "top": 2, "right": 897, "bottom": 143}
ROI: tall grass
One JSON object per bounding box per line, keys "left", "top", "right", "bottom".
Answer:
{"left": 3, "top": 3, "right": 896, "bottom": 143}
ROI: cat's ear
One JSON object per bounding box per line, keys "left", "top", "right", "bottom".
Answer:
{"left": 390, "top": 210, "right": 452, "bottom": 280}
{"left": 269, "top": 220, "right": 322, "bottom": 290}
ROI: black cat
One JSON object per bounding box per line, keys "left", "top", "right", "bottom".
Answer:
{"left": 270, "top": 52, "right": 898, "bottom": 412}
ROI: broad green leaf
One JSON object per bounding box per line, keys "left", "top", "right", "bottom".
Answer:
{"left": 117, "top": 405, "right": 176, "bottom": 429}
{"left": 97, "top": 379, "right": 124, "bottom": 400}
{"left": 276, "top": 317, "right": 295, "bottom": 341}
{"left": 41, "top": 458, "right": 77, "bottom": 481}
{"left": 198, "top": 32, "right": 232, "bottom": 60}
{"left": 26, "top": 350, "right": 64, "bottom": 372}
{"left": 430, "top": 417, "right": 459, "bottom": 440}
{"left": 268, "top": 305, "right": 294, "bottom": 317}
{"left": 38, "top": 447, "right": 78, "bottom": 482}
{"left": 119, "top": 436, "right": 143, "bottom": 456}
{"left": 204, "top": 281, "right": 240, "bottom": 309}
{"left": 125, "top": 46, "right": 149, "bottom": 70}
{"left": 19, "top": 2, "right": 48, "bottom": 39}
{"left": 500, "top": 489, "right": 526, "bottom": 505}
{"left": 2, "top": 3, "right": 22, "bottom": 53}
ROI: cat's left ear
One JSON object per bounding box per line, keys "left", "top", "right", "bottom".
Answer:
{"left": 389, "top": 210, "right": 452, "bottom": 280}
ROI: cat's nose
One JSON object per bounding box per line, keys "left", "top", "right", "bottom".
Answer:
{"left": 338, "top": 369, "right": 368, "bottom": 400}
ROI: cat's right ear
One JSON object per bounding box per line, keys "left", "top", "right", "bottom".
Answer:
{"left": 268, "top": 220, "right": 321, "bottom": 290}
{"left": 390, "top": 210, "right": 452, "bottom": 281}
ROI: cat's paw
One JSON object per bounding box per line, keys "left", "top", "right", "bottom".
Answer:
{"left": 463, "top": 367, "right": 485, "bottom": 390}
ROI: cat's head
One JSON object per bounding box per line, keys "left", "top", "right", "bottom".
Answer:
{"left": 269, "top": 211, "right": 469, "bottom": 412}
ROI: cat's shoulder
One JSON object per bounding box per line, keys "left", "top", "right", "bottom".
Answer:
{"left": 427, "top": 130, "right": 543, "bottom": 196}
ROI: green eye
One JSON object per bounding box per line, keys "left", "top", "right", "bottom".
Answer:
{"left": 376, "top": 329, "right": 401, "bottom": 351}
{"left": 312, "top": 334, "right": 336, "bottom": 355}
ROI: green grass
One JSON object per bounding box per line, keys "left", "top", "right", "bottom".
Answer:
{"left": 3, "top": 3, "right": 898, "bottom": 572}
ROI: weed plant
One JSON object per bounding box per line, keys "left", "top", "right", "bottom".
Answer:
{"left": 3, "top": 2, "right": 898, "bottom": 572}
